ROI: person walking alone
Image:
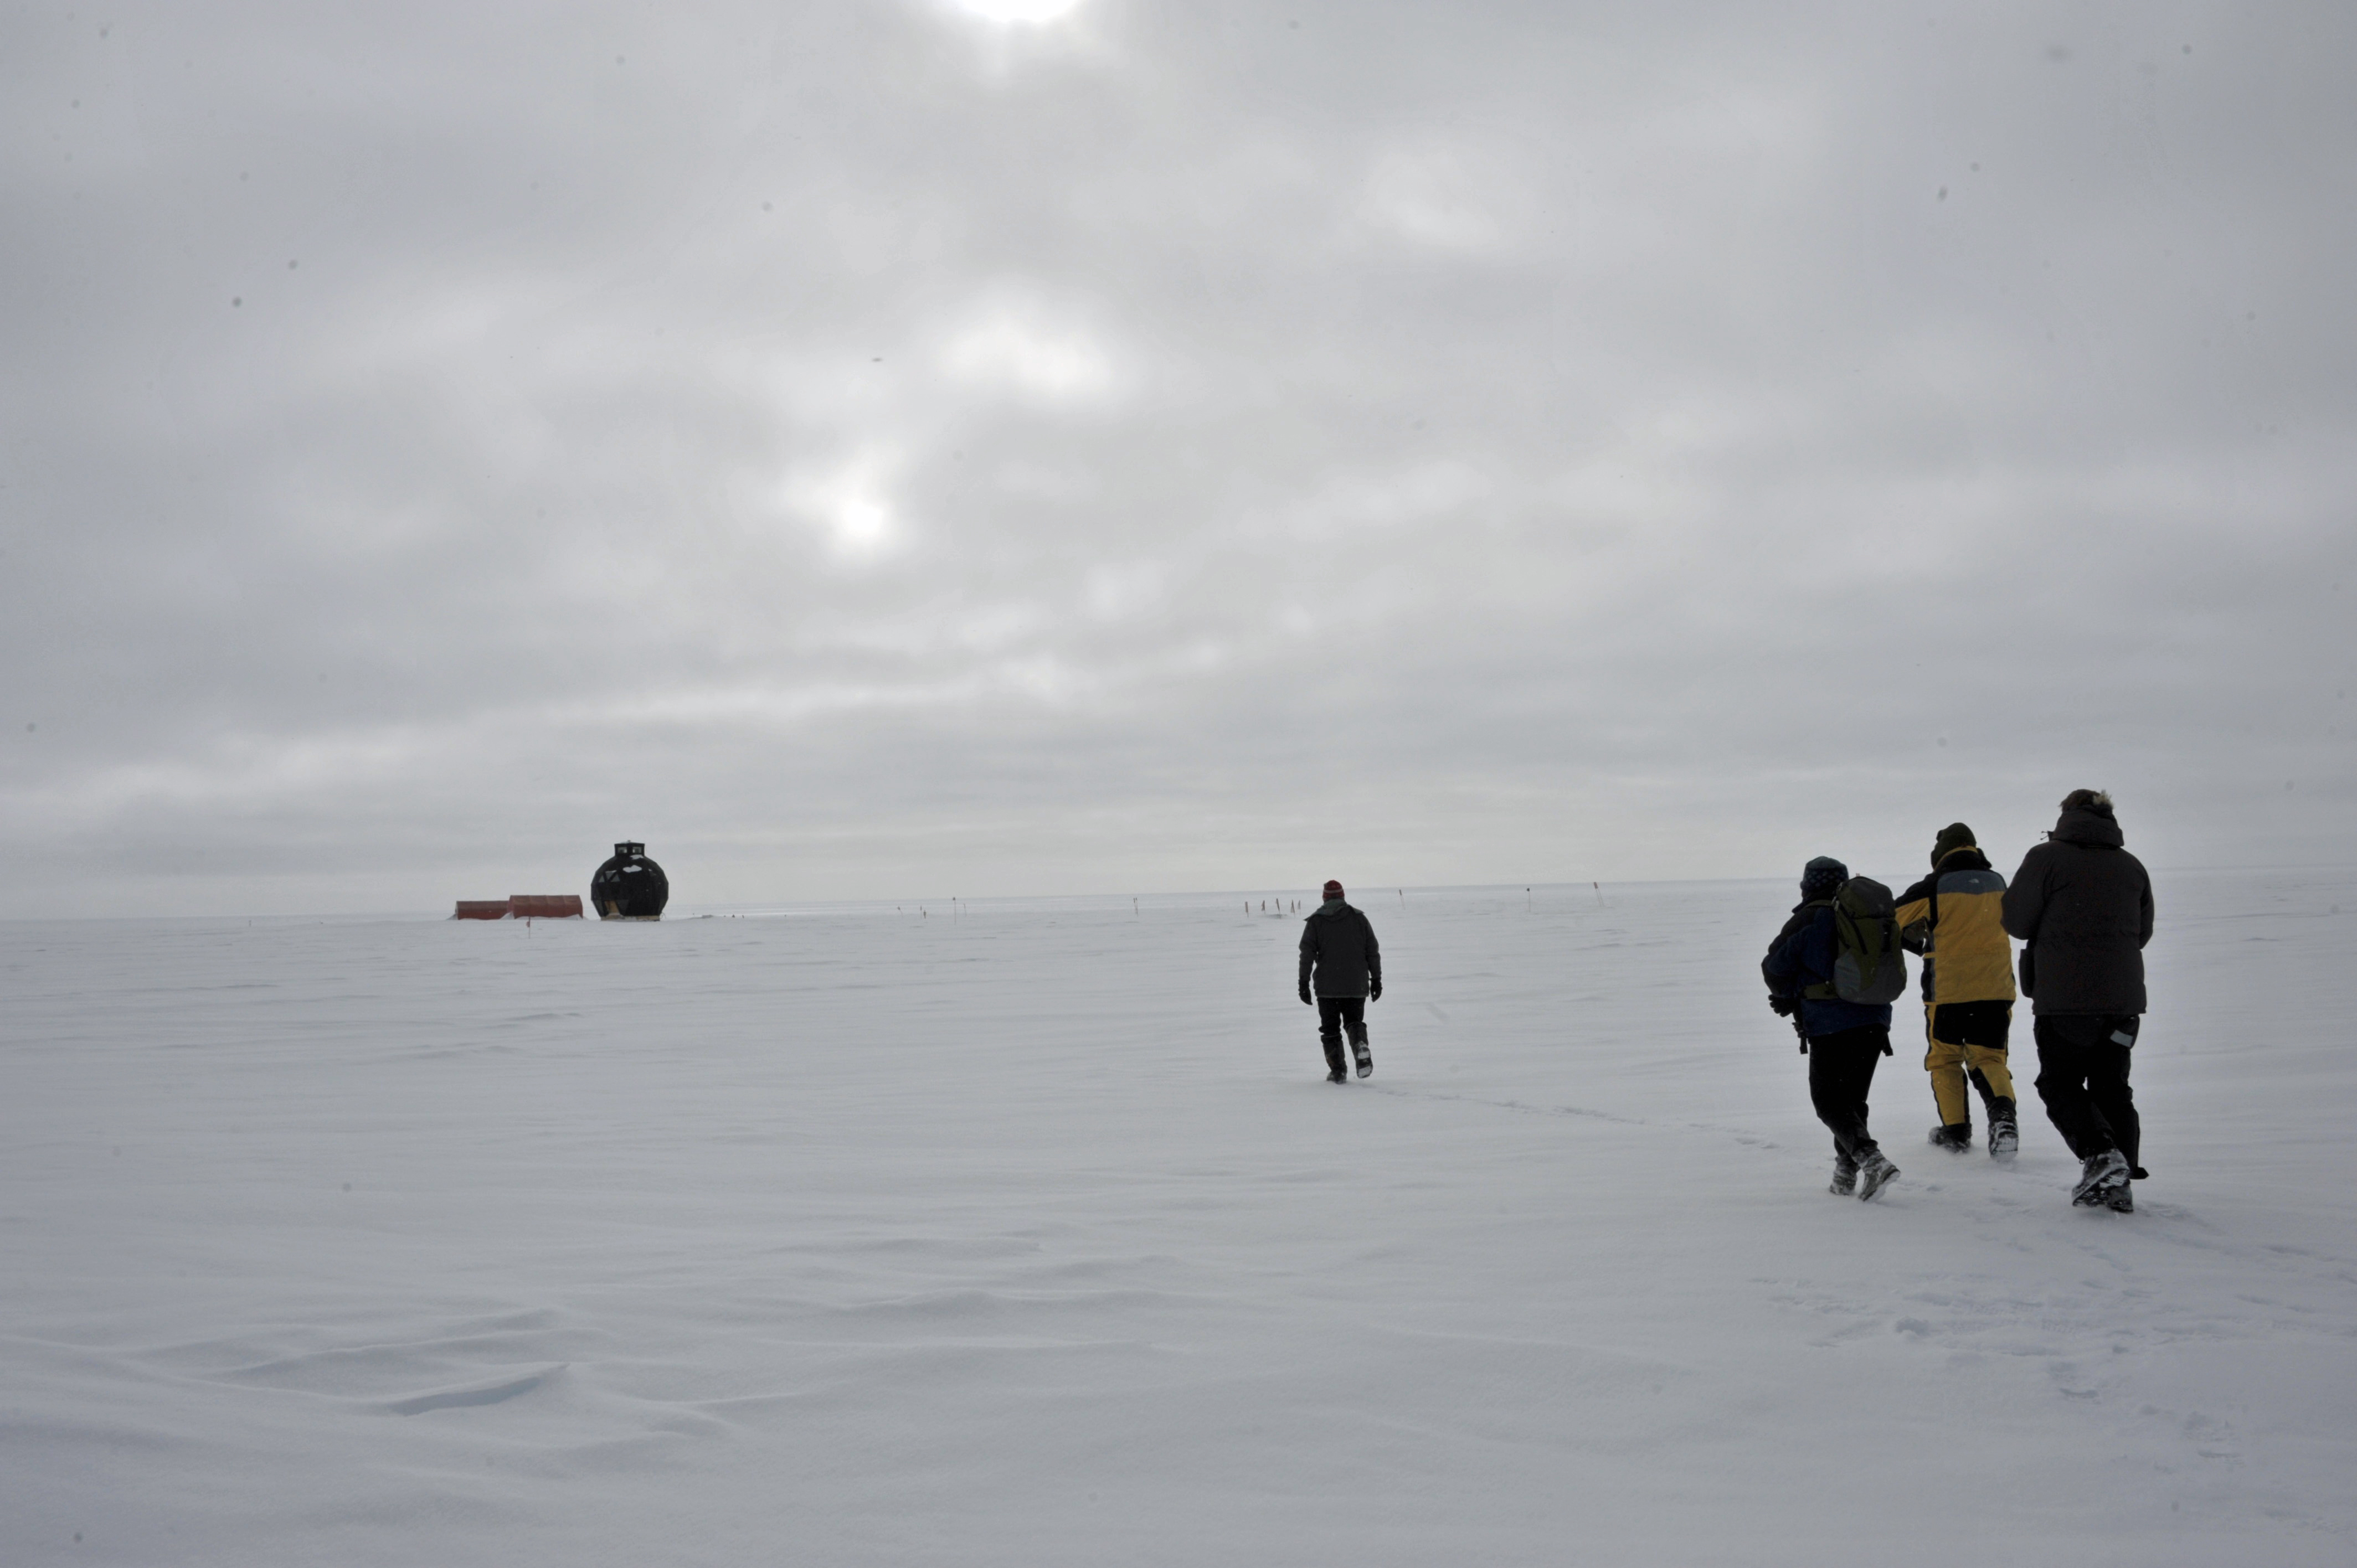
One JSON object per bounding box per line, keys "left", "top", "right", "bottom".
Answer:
{"left": 1299, "top": 880, "right": 1382, "bottom": 1082}
{"left": 1895, "top": 823, "right": 2021, "bottom": 1157}
{"left": 2003, "top": 790, "right": 2155, "bottom": 1213}
{"left": 1764, "top": 857, "right": 1901, "bottom": 1199}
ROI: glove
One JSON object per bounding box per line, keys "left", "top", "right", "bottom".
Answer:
{"left": 1768, "top": 995, "right": 1795, "bottom": 1018}
{"left": 1299, "top": 985, "right": 1313, "bottom": 1006}
{"left": 1369, "top": 979, "right": 1382, "bottom": 1002}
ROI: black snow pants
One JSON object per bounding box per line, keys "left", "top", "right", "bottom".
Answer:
{"left": 1807, "top": 1025, "right": 1888, "bottom": 1167}
{"left": 1318, "top": 996, "right": 1367, "bottom": 1076}
{"left": 2033, "top": 1014, "right": 2141, "bottom": 1168}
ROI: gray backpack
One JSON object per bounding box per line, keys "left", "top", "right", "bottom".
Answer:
{"left": 1803, "top": 876, "right": 1908, "bottom": 1005}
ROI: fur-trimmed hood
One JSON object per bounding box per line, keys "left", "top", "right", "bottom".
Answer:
{"left": 2052, "top": 800, "right": 2124, "bottom": 848}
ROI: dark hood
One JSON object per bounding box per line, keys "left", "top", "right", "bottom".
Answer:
{"left": 1930, "top": 822, "right": 1977, "bottom": 868}
{"left": 2052, "top": 804, "right": 2124, "bottom": 848}
{"left": 1936, "top": 846, "right": 1994, "bottom": 873}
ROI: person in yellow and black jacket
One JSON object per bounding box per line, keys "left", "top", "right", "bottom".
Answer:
{"left": 1894, "top": 822, "right": 2020, "bottom": 1157}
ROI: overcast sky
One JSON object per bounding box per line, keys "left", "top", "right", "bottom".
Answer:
{"left": 5, "top": 1, "right": 2351, "bottom": 916}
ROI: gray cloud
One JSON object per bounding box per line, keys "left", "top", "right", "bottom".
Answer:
{"left": 5, "top": 1, "right": 2352, "bottom": 914}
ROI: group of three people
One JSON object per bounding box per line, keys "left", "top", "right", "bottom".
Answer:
{"left": 1764, "top": 789, "right": 2156, "bottom": 1210}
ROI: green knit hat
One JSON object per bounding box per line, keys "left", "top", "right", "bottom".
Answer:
{"left": 1931, "top": 822, "right": 1977, "bottom": 867}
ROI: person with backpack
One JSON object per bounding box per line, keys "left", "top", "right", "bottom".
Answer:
{"left": 1893, "top": 823, "right": 2021, "bottom": 1158}
{"left": 1763, "top": 857, "right": 1906, "bottom": 1199}
{"left": 2002, "top": 790, "right": 2155, "bottom": 1213}
{"left": 1299, "top": 880, "right": 1382, "bottom": 1082}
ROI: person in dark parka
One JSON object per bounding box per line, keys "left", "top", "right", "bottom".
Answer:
{"left": 2002, "top": 790, "right": 2155, "bottom": 1212}
{"left": 1763, "top": 857, "right": 1901, "bottom": 1200}
{"left": 1299, "top": 879, "right": 1382, "bottom": 1082}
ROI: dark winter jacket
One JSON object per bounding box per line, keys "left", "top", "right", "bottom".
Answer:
{"left": 1893, "top": 848, "right": 2017, "bottom": 1007}
{"left": 2001, "top": 804, "right": 2154, "bottom": 1015}
{"left": 1299, "top": 900, "right": 1382, "bottom": 998}
{"left": 1763, "top": 902, "right": 1894, "bottom": 1037}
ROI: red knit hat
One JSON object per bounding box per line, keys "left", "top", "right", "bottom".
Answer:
{"left": 1322, "top": 880, "right": 1343, "bottom": 898}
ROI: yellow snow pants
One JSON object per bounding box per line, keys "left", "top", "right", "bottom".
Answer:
{"left": 1926, "top": 1030, "right": 2016, "bottom": 1127}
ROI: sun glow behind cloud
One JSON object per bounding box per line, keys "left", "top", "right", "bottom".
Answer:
{"left": 780, "top": 452, "right": 905, "bottom": 563}
{"left": 945, "top": 0, "right": 1088, "bottom": 25}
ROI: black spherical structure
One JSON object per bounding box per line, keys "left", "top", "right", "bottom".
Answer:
{"left": 590, "top": 841, "right": 670, "bottom": 920}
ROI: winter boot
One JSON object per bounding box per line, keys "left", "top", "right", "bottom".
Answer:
{"left": 1325, "top": 1069, "right": 1348, "bottom": 1084}
{"left": 2071, "top": 1148, "right": 2130, "bottom": 1208}
{"left": 1828, "top": 1157, "right": 1858, "bottom": 1196}
{"left": 1988, "top": 1097, "right": 2020, "bottom": 1159}
{"left": 2104, "top": 1181, "right": 2134, "bottom": 1213}
{"left": 1351, "top": 1036, "right": 1373, "bottom": 1080}
{"left": 1928, "top": 1122, "right": 1973, "bottom": 1152}
{"left": 1855, "top": 1149, "right": 1900, "bottom": 1201}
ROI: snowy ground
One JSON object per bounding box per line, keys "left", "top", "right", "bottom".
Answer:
{"left": 6, "top": 871, "right": 2354, "bottom": 1565}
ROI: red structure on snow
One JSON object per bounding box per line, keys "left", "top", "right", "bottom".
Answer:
{"left": 510, "top": 894, "right": 584, "bottom": 919}
{"left": 452, "top": 895, "right": 585, "bottom": 920}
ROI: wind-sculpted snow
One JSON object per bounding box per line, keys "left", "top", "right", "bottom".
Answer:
{"left": 385, "top": 1367, "right": 569, "bottom": 1417}
{"left": 3, "top": 875, "right": 2353, "bottom": 1564}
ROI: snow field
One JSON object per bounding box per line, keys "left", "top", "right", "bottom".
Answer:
{"left": 3, "top": 873, "right": 2353, "bottom": 1564}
